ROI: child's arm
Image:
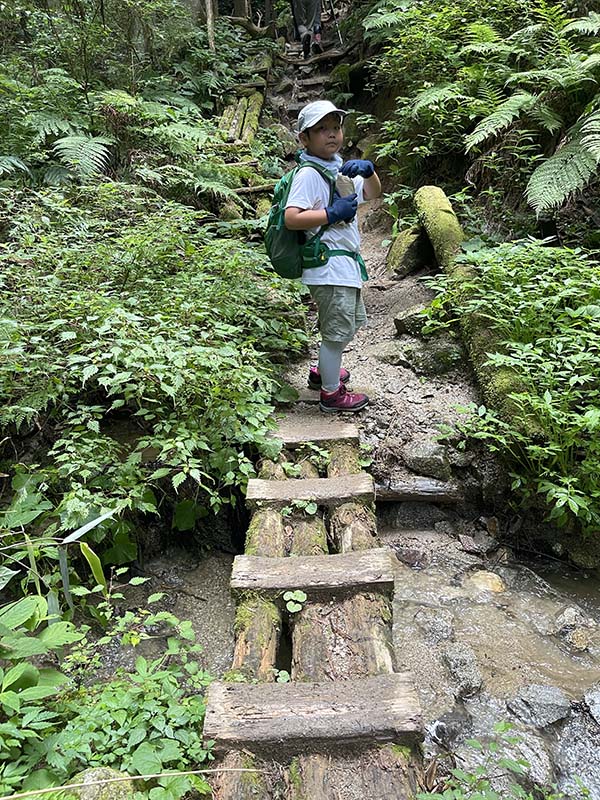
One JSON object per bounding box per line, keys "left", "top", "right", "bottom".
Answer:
{"left": 285, "top": 193, "right": 358, "bottom": 230}
{"left": 340, "top": 160, "right": 382, "bottom": 201}
{"left": 363, "top": 172, "right": 381, "bottom": 201}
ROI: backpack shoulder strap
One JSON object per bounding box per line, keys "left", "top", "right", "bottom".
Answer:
{"left": 296, "top": 161, "right": 336, "bottom": 205}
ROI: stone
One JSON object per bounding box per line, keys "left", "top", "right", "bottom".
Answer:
{"left": 267, "top": 122, "right": 298, "bottom": 158}
{"left": 443, "top": 642, "right": 482, "bottom": 698}
{"left": 584, "top": 684, "right": 600, "bottom": 725}
{"left": 401, "top": 440, "right": 452, "bottom": 481}
{"left": 414, "top": 185, "right": 464, "bottom": 271}
{"left": 555, "top": 714, "right": 600, "bottom": 799}
{"left": 71, "top": 768, "right": 134, "bottom": 800}
{"left": 553, "top": 605, "right": 598, "bottom": 652}
{"left": 393, "top": 302, "right": 429, "bottom": 336}
{"left": 414, "top": 607, "right": 454, "bottom": 643}
{"left": 387, "top": 225, "right": 435, "bottom": 278}
{"left": 463, "top": 570, "right": 506, "bottom": 594}
{"left": 356, "top": 133, "right": 379, "bottom": 160}
{"left": 507, "top": 684, "right": 571, "bottom": 728}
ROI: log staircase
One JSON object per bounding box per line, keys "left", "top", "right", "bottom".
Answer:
{"left": 205, "top": 414, "right": 425, "bottom": 799}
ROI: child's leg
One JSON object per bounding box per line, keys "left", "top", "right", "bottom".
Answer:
{"left": 319, "top": 338, "right": 351, "bottom": 392}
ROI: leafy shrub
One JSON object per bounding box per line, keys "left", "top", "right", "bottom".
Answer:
{"left": 0, "top": 589, "right": 213, "bottom": 798}
{"left": 0, "top": 184, "right": 307, "bottom": 595}
{"left": 426, "top": 239, "right": 600, "bottom": 532}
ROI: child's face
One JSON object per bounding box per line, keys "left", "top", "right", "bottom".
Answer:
{"left": 300, "top": 112, "right": 344, "bottom": 160}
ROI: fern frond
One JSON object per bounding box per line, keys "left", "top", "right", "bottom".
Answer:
{"left": 43, "top": 164, "right": 73, "bottom": 186}
{"left": 0, "top": 155, "right": 30, "bottom": 178}
{"left": 563, "top": 11, "right": 600, "bottom": 36}
{"left": 192, "top": 178, "right": 240, "bottom": 202}
{"left": 476, "top": 82, "right": 506, "bottom": 112}
{"left": 25, "top": 112, "right": 78, "bottom": 145}
{"left": 526, "top": 134, "right": 599, "bottom": 213}
{"left": 459, "top": 42, "right": 518, "bottom": 59}
{"left": 411, "top": 84, "right": 467, "bottom": 117}
{"left": 363, "top": 9, "right": 408, "bottom": 31}
{"left": 463, "top": 23, "right": 500, "bottom": 45}
{"left": 529, "top": 102, "right": 563, "bottom": 134}
{"left": 581, "top": 108, "right": 600, "bottom": 159}
{"left": 162, "top": 122, "right": 209, "bottom": 146}
{"left": 466, "top": 92, "right": 538, "bottom": 150}
{"left": 53, "top": 135, "right": 113, "bottom": 179}
{"left": 95, "top": 89, "right": 138, "bottom": 109}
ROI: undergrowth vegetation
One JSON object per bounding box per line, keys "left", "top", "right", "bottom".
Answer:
{"left": 426, "top": 239, "right": 600, "bottom": 533}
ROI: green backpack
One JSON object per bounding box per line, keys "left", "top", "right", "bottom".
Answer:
{"left": 264, "top": 161, "right": 335, "bottom": 279}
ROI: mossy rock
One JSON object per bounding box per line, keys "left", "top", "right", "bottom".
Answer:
{"left": 328, "top": 63, "right": 351, "bottom": 87}
{"left": 414, "top": 186, "right": 464, "bottom": 271}
{"left": 220, "top": 199, "right": 244, "bottom": 221}
{"left": 374, "top": 335, "right": 465, "bottom": 375}
{"left": 267, "top": 122, "right": 298, "bottom": 158}
{"left": 256, "top": 196, "right": 272, "bottom": 217}
{"left": 393, "top": 302, "right": 429, "bottom": 336}
{"left": 387, "top": 225, "right": 435, "bottom": 277}
{"left": 401, "top": 440, "right": 452, "bottom": 480}
{"left": 565, "top": 533, "right": 600, "bottom": 570}
{"left": 71, "top": 768, "right": 134, "bottom": 800}
{"left": 356, "top": 133, "right": 379, "bottom": 161}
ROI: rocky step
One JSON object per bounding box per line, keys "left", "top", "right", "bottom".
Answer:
{"left": 246, "top": 473, "right": 373, "bottom": 506}
{"left": 231, "top": 547, "right": 395, "bottom": 593}
{"left": 375, "top": 475, "right": 462, "bottom": 504}
{"left": 271, "top": 417, "right": 359, "bottom": 447}
{"left": 203, "top": 673, "right": 423, "bottom": 754}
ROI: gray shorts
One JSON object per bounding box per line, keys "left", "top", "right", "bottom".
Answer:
{"left": 309, "top": 285, "right": 367, "bottom": 342}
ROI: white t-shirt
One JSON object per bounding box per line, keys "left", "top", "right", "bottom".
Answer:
{"left": 285, "top": 167, "right": 365, "bottom": 288}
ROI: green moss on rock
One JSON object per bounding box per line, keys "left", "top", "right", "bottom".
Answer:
{"left": 414, "top": 186, "right": 464, "bottom": 270}
{"left": 71, "top": 768, "right": 134, "bottom": 800}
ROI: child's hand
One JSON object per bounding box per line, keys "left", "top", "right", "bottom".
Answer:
{"left": 340, "top": 159, "right": 375, "bottom": 178}
{"left": 326, "top": 193, "right": 358, "bottom": 224}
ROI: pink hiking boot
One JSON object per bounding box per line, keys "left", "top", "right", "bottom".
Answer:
{"left": 308, "top": 366, "right": 350, "bottom": 390}
{"left": 320, "top": 383, "right": 369, "bottom": 413}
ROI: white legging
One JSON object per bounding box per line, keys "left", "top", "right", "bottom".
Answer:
{"left": 319, "top": 338, "right": 351, "bottom": 393}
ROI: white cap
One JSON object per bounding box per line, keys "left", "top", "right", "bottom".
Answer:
{"left": 296, "top": 100, "right": 348, "bottom": 133}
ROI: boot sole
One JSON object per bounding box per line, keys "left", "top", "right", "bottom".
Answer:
{"left": 319, "top": 399, "right": 369, "bottom": 413}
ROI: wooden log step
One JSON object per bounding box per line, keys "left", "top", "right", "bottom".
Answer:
{"left": 231, "top": 547, "right": 394, "bottom": 593}
{"left": 246, "top": 473, "right": 373, "bottom": 506}
{"left": 270, "top": 417, "right": 359, "bottom": 447}
{"left": 203, "top": 672, "right": 423, "bottom": 753}
{"left": 375, "top": 476, "right": 462, "bottom": 504}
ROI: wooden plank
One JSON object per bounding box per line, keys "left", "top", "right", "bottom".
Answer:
{"left": 292, "top": 387, "right": 372, "bottom": 405}
{"left": 270, "top": 417, "right": 359, "bottom": 447}
{"left": 246, "top": 473, "right": 373, "bottom": 506}
{"left": 203, "top": 673, "right": 423, "bottom": 752}
{"left": 231, "top": 547, "right": 394, "bottom": 593}
{"left": 375, "top": 476, "right": 462, "bottom": 503}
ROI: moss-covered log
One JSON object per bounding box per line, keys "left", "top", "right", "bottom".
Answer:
{"left": 231, "top": 595, "right": 281, "bottom": 682}
{"left": 256, "top": 196, "right": 272, "bottom": 217}
{"left": 329, "top": 501, "right": 378, "bottom": 553}
{"left": 228, "top": 96, "right": 249, "bottom": 142}
{"left": 211, "top": 751, "right": 271, "bottom": 800}
{"left": 288, "top": 746, "right": 421, "bottom": 800}
{"left": 414, "top": 185, "right": 464, "bottom": 270}
{"left": 290, "top": 516, "right": 328, "bottom": 556}
{"left": 386, "top": 224, "right": 435, "bottom": 278}
{"left": 219, "top": 103, "right": 237, "bottom": 136}
{"left": 327, "top": 441, "right": 361, "bottom": 476}
{"left": 241, "top": 92, "right": 264, "bottom": 144}
{"left": 291, "top": 592, "right": 394, "bottom": 680}
{"left": 245, "top": 507, "right": 286, "bottom": 557}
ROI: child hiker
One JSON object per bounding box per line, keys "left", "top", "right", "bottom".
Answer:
{"left": 284, "top": 100, "right": 381, "bottom": 413}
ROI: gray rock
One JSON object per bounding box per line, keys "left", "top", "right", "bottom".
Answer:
{"left": 401, "top": 439, "right": 452, "bottom": 480}
{"left": 508, "top": 684, "right": 571, "bottom": 728}
{"left": 375, "top": 336, "right": 465, "bottom": 376}
{"left": 553, "top": 605, "right": 598, "bottom": 653}
{"left": 443, "top": 642, "right": 483, "bottom": 698}
{"left": 386, "top": 225, "right": 435, "bottom": 278}
{"left": 555, "top": 713, "right": 600, "bottom": 799}
{"left": 394, "top": 302, "right": 429, "bottom": 336}
{"left": 267, "top": 122, "right": 298, "bottom": 158}
{"left": 584, "top": 684, "right": 600, "bottom": 725}
{"left": 414, "top": 607, "right": 454, "bottom": 643}
{"left": 71, "top": 768, "right": 134, "bottom": 800}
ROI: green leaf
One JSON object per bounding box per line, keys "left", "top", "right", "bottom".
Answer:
{"left": 2, "top": 663, "right": 39, "bottom": 691}
{"left": 0, "top": 567, "right": 19, "bottom": 592}
{"left": 173, "top": 499, "right": 198, "bottom": 531}
{"left": 79, "top": 542, "right": 107, "bottom": 595}
{"left": 0, "top": 596, "right": 47, "bottom": 631}
{"left": 63, "top": 510, "right": 115, "bottom": 544}
{"left": 130, "top": 741, "right": 163, "bottom": 775}
{"left": 38, "top": 621, "right": 84, "bottom": 649}
{"left": 286, "top": 601, "right": 302, "bottom": 613}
